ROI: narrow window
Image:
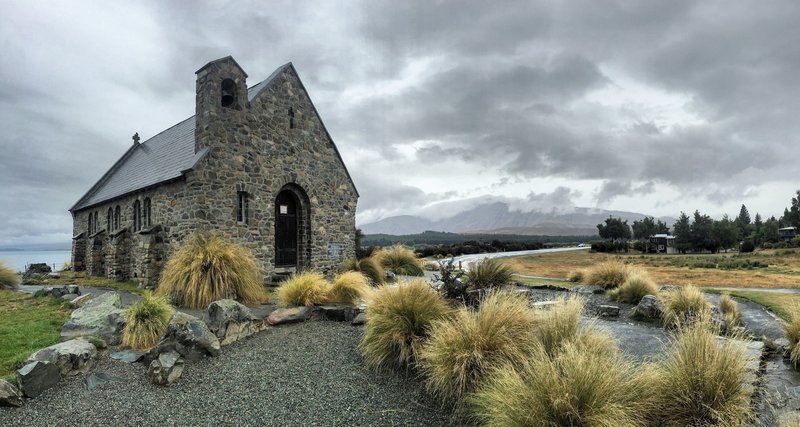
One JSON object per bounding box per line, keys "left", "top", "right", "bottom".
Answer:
{"left": 133, "top": 200, "right": 141, "bottom": 231}
{"left": 236, "top": 191, "right": 248, "bottom": 224}
{"left": 107, "top": 208, "right": 112, "bottom": 231}
{"left": 144, "top": 198, "right": 152, "bottom": 227}
{"left": 114, "top": 206, "right": 120, "bottom": 230}
{"left": 88, "top": 214, "right": 93, "bottom": 234}
{"left": 93, "top": 212, "right": 98, "bottom": 234}
{"left": 288, "top": 107, "right": 295, "bottom": 129}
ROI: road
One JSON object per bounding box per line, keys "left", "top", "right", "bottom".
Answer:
{"left": 451, "top": 246, "right": 589, "bottom": 269}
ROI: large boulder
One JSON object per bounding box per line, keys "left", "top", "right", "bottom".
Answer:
{"left": 267, "top": 306, "right": 315, "bottom": 326}
{"left": 69, "top": 293, "right": 95, "bottom": 308}
{"left": 147, "top": 312, "right": 221, "bottom": 361}
{"left": 633, "top": 295, "right": 662, "bottom": 320}
{"left": 147, "top": 351, "right": 184, "bottom": 386}
{"left": 60, "top": 292, "right": 126, "bottom": 345}
{"left": 0, "top": 379, "right": 23, "bottom": 407}
{"left": 205, "top": 299, "right": 262, "bottom": 345}
{"left": 26, "top": 338, "right": 97, "bottom": 377}
{"left": 16, "top": 361, "right": 60, "bottom": 398}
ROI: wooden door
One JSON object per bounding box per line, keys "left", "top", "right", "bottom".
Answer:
{"left": 275, "top": 191, "right": 298, "bottom": 266}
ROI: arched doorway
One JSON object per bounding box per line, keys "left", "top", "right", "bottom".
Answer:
{"left": 274, "top": 185, "right": 310, "bottom": 269}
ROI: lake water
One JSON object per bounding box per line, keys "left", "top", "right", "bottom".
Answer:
{"left": 0, "top": 250, "right": 72, "bottom": 273}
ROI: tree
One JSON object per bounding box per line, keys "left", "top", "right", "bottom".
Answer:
{"left": 597, "top": 217, "right": 632, "bottom": 242}
{"left": 673, "top": 212, "right": 692, "bottom": 254}
{"left": 690, "top": 210, "right": 716, "bottom": 252}
{"left": 735, "top": 204, "right": 752, "bottom": 239}
{"left": 763, "top": 217, "right": 781, "bottom": 243}
{"left": 632, "top": 217, "right": 657, "bottom": 241}
{"left": 783, "top": 190, "right": 800, "bottom": 228}
{"left": 655, "top": 219, "right": 670, "bottom": 234}
{"left": 712, "top": 215, "right": 740, "bottom": 253}
{"left": 753, "top": 213, "right": 763, "bottom": 246}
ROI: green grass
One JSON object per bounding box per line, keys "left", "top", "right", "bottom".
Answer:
{"left": 702, "top": 288, "right": 800, "bottom": 322}
{"left": 0, "top": 290, "right": 71, "bottom": 383}
{"left": 32, "top": 270, "right": 144, "bottom": 295}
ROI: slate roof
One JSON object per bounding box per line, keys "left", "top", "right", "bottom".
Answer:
{"left": 71, "top": 61, "right": 353, "bottom": 212}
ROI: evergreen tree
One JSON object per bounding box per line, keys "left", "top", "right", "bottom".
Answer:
{"left": 691, "top": 210, "right": 716, "bottom": 252}
{"left": 673, "top": 212, "right": 692, "bottom": 254}
{"left": 735, "top": 204, "right": 752, "bottom": 239}
{"left": 783, "top": 190, "right": 800, "bottom": 228}
{"left": 753, "top": 213, "right": 763, "bottom": 246}
{"left": 713, "top": 215, "right": 740, "bottom": 253}
{"left": 763, "top": 217, "right": 781, "bottom": 243}
{"left": 597, "top": 217, "right": 632, "bottom": 242}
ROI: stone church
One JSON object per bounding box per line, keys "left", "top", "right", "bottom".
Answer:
{"left": 69, "top": 56, "right": 359, "bottom": 287}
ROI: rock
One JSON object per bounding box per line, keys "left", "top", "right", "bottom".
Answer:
{"left": 597, "top": 305, "right": 620, "bottom": 317}
{"left": 110, "top": 350, "right": 146, "bottom": 363}
{"left": 147, "top": 312, "right": 221, "bottom": 361}
{"left": 773, "top": 337, "right": 791, "bottom": 356}
{"left": 316, "top": 305, "right": 361, "bottom": 322}
{"left": 384, "top": 271, "right": 397, "bottom": 283}
{"left": 47, "top": 272, "right": 61, "bottom": 279}
{"left": 351, "top": 312, "right": 366, "bottom": 326}
{"left": 61, "top": 293, "right": 79, "bottom": 301}
{"left": 633, "top": 295, "right": 662, "bottom": 320}
{"left": 572, "top": 285, "right": 605, "bottom": 294}
{"left": 0, "top": 379, "right": 23, "bottom": 407}
{"left": 24, "top": 263, "right": 51, "bottom": 276}
{"left": 267, "top": 306, "right": 315, "bottom": 326}
{"left": 148, "top": 351, "right": 184, "bottom": 386}
{"left": 205, "top": 299, "right": 261, "bottom": 345}
{"left": 66, "top": 284, "right": 80, "bottom": 295}
{"left": 60, "top": 291, "right": 126, "bottom": 345}
{"left": 659, "top": 285, "right": 679, "bottom": 293}
{"left": 711, "top": 317, "right": 730, "bottom": 334}
{"left": 85, "top": 372, "right": 126, "bottom": 390}
{"left": 47, "top": 286, "right": 67, "bottom": 298}
{"left": 69, "top": 293, "right": 95, "bottom": 308}
{"left": 26, "top": 338, "right": 97, "bottom": 377}
{"left": 531, "top": 301, "right": 559, "bottom": 309}
{"left": 17, "top": 361, "right": 60, "bottom": 398}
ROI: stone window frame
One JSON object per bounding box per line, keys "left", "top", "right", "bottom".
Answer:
{"left": 133, "top": 200, "right": 141, "bottom": 232}
{"left": 144, "top": 197, "right": 152, "bottom": 228}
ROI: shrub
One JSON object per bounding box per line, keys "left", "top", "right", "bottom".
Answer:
{"left": 533, "top": 297, "right": 585, "bottom": 357}
{"left": 567, "top": 269, "right": 585, "bottom": 283}
{"left": 652, "top": 325, "right": 753, "bottom": 426}
{"left": 740, "top": 240, "right": 756, "bottom": 253}
{"left": 122, "top": 292, "right": 174, "bottom": 350}
{"left": 373, "top": 244, "right": 424, "bottom": 276}
{"left": 785, "top": 312, "right": 800, "bottom": 368}
{"left": 660, "top": 285, "right": 711, "bottom": 328}
{"left": 0, "top": 262, "right": 19, "bottom": 290}
{"left": 275, "top": 271, "right": 329, "bottom": 307}
{"left": 584, "top": 260, "right": 629, "bottom": 289}
{"left": 338, "top": 257, "right": 385, "bottom": 286}
{"left": 360, "top": 279, "right": 449, "bottom": 371}
{"left": 418, "top": 292, "right": 538, "bottom": 405}
{"left": 719, "top": 294, "right": 742, "bottom": 327}
{"left": 465, "top": 257, "right": 514, "bottom": 290}
{"left": 433, "top": 258, "right": 468, "bottom": 301}
{"left": 328, "top": 271, "right": 371, "bottom": 305}
{"left": 470, "top": 336, "right": 653, "bottom": 427}
{"left": 157, "top": 233, "right": 266, "bottom": 309}
{"left": 613, "top": 268, "right": 658, "bottom": 304}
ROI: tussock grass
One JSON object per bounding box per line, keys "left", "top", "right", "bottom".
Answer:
{"left": 660, "top": 285, "right": 711, "bottom": 328}
{"left": 584, "top": 260, "right": 629, "bottom": 289}
{"left": 328, "top": 271, "right": 371, "bottom": 305}
{"left": 374, "top": 244, "right": 424, "bottom": 276}
{"left": 612, "top": 268, "right": 658, "bottom": 304}
{"left": 785, "top": 310, "right": 800, "bottom": 368}
{"left": 719, "top": 294, "right": 742, "bottom": 327}
{"left": 360, "top": 279, "right": 449, "bottom": 371}
{"left": 567, "top": 269, "right": 585, "bottom": 283}
{"left": 0, "top": 262, "right": 19, "bottom": 290}
{"left": 157, "top": 233, "right": 266, "bottom": 309}
{"left": 652, "top": 325, "right": 754, "bottom": 426}
{"left": 533, "top": 297, "right": 585, "bottom": 357}
{"left": 339, "top": 257, "right": 385, "bottom": 286}
{"left": 465, "top": 257, "right": 514, "bottom": 290}
{"left": 470, "top": 336, "right": 653, "bottom": 427}
{"left": 122, "top": 291, "right": 174, "bottom": 350}
{"left": 275, "top": 271, "right": 329, "bottom": 307}
{"left": 418, "top": 291, "right": 538, "bottom": 405}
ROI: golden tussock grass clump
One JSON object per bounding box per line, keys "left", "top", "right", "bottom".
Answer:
{"left": 784, "top": 309, "right": 800, "bottom": 368}
{"left": 583, "top": 260, "right": 629, "bottom": 289}
{"left": 157, "top": 233, "right": 267, "bottom": 309}
{"left": 0, "top": 262, "right": 19, "bottom": 290}
{"left": 660, "top": 285, "right": 711, "bottom": 328}
{"left": 719, "top": 294, "right": 743, "bottom": 327}
{"left": 418, "top": 291, "right": 538, "bottom": 405}
{"left": 338, "top": 257, "right": 385, "bottom": 286}
{"left": 328, "top": 271, "right": 372, "bottom": 305}
{"left": 373, "top": 244, "right": 424, "bottom": 276}
{"left": 122, "top": 291, "right": 174, "bottom": 350}
{"left": 567, "top": 269, "right": 585, "bottom": 283}
{"left": 533, "top": 296, "right": 586, "bottom": 357}
{"left": 275, "top": 271, "right": 329, "bottom": 307}
{"left": 465, "top": 258, "right": 515, "bottom": 290}
{"left": 360, "top": 279, "right": 449, "bottom": 371}
{"left": 612, "top": 268, "right": 658, "bottom": 304}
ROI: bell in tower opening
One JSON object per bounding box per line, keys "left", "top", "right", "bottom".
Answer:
{"left": 221, "top": 78, "right": 237, "bottom": 108}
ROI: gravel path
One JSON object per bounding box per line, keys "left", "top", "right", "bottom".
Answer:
{"left": 0, "top": 321, "right": 452, "bottom": 427}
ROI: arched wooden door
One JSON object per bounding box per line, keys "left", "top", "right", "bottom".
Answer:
{"left": 275, "top": 190, "right": 298, "bottom": 267}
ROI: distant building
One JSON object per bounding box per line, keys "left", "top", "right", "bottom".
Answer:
{"left": 649, "top": 234, "right": 676, "bottom": 254}
{"left": 779, "top": 227, "right": 798, "bottom": 241}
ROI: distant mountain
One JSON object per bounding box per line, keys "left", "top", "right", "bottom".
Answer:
{"left": 359, "top": 201, "right": 674, "bottom": 236}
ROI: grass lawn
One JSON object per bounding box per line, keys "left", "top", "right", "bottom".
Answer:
{"left": 702, "top": 288, "right": 800, "bottom": 323}
{"left": 26, "top": 270, "right": 144, "bottom": 295}
{"left": 0, "top": 289, "right": 72, "bottom": 383}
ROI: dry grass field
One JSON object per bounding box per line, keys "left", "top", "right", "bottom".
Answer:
{"left": 501, "top": 249, "right": 800, "bottom": 289}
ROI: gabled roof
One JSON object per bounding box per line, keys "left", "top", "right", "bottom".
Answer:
{"left": 71, "top": 61, "right": 357, "bottom": 212}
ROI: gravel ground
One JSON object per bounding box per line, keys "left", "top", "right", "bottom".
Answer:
{"left": 0, "top": 321, "right": 452, "bottom": 427}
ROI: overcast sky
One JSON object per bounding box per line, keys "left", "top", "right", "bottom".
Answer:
{"left": 2, "top": 0, "right": 799, "bottom": 245}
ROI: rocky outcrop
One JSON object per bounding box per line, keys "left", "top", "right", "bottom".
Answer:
{"left": 633, "top": 295, "right": 662, "bottom": 320}
{"left": 26, "top": 338, "right": 97, "bottom": 377}
{"left": 205, "top": 299, "right": 263, "bottom": 345}
{"left": 69, "top": 293, "right": 95, "bottom": 308}
{"left": 148, "top": 351, "right": 184, "bottom": 386}
{"left": 16, "top": 361, "right": 60, "bottom": 398}
{"left": 597, "top": 305, "right": 620, "bottom": 317}
{"left": 316, "top": 305, "right": 361, "bottom": 322}
{"left": 267, "top": 307, "right": 315, "bottom": 326}
{"left": 0, "top": 379, "right": 23, "bottom": 407}
{"left": 147, "top": 312, "right": 220, "bottom": 361}
{"left": 60, "top": 292, "right": 126, "bottom": 345}
{"left": 110, "top": 350, "right": 145, "bottom": 363}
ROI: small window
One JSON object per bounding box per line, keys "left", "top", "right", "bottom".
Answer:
{"left": 114, "top": 206, "right": 120, "bottom": 230}
{"left": 144, "top": 198, "right": 152, "bottom": 227}
{"left": 236, "top": 191, "right": 249, "bottom": 224}
{"left": 107, "top": 208, "right": 112, "bottom": 231}
{"left": 133, "top": 200, "right": 141, "bottom": 232}
{"left": 88, "top": 214, "right": 93, "bottom": 234}
{"left": 93, "top": 212, "right": 98, "bottom": 234}
{"left": 221, "top": 79, "right": 237, "bottom": 108}
{"left": 288, "top": 107, "right": 295, "bottom": 129}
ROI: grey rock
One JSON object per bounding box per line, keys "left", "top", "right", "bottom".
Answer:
{"left": 47, "top": 272, "right": 61, "bottom": 279}
{"left": 267, "top": 306, "right": 315, "bottom": 326}
{"left": 531, "top": 301, "right": 559, "bottom": 310}
{"left": 597, "top": 305, "right": 620, "bottom": 317}
{"left": 316, "top": 305, "right": 360, "bottom": 322}
{"left": 351, "top": 312, "right": 366, "bottom": 326}
{"left": 66, "top": 284, "right": 80, "bottom": 295}
{"left": 27, "top": 338, "right": 97, "bottom": 377}
{"left": 47, "top": 286, "right": 67, "bottom": 298}
{"left": 148, "top": 351, "right": 184, "bottom": 386}
{"left": 110, "top": 350, "right": 146, "bottom": 363}
{"left": 205, "top": 299, "right": 260, "bottom": 345}
{"left": 61, "top": 293, "right": 79, "bottom": 301}
{"left": 24, "top": 263, "right": 51, "bottom": 276}
{"left": 0, "top": 379, "right": 23, "bottom": 407}
{"left": 85, "top": 372, "right": 126, "bottom": 390}
{"left": 659, "top": 285, "right": 679, "bottom": 293}
{"left": 572, "top": 285, "right": 605, "bottom": 294}
{"left": 69, "top": 293, "right": 95, "bottom": 308}
{"left": 147, "top": 312, "right": 221, "bottom": 361}
{"left": 17, "top": 361, "right": 60, "bottom": 398}
{"left": 60, "top": 291, "right": 126, "bottom": 345}
{"left": 384, "top": 271, "right": 397, "bottom": 283}
{"left": 633, "top": 295, "right": 662, "bottom": 320}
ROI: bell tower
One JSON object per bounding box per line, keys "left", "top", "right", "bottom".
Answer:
{"left": 194, "top": 56, "right": 249, "bottom": 154}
